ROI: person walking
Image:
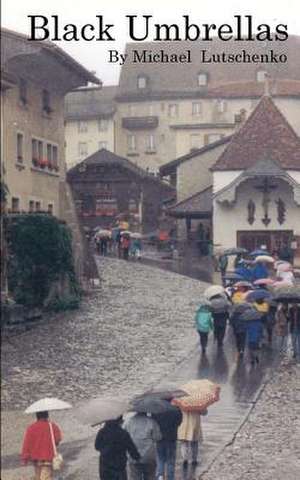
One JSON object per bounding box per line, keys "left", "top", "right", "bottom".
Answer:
{"left": 211, "top": 296, "right": 230, "bottom": 348}
{"left": 177, "top": 409, "right": 207, "bottom": 468}
{"left": 245, "top": 314, "right": 264, "bottom": 365}
{"left": 21, "top": 410, "right": 62, "bottom": 480}
{"left": 124, "top": 412, "right": 161, "bottom": 480}
{"left": 121, "top": 235, "right": 131, "bottom": 261}
{"left": 95, "top": 416, "right": 140, "bottom": 480}
{"left": 289, "top": 303, "right": 300, "bottom": 360}
{"left": 152, "top": 407, "right": 182, "bottom": 480}
{"left": 195, "top": 304, "right": 213, "bottom": 355}
{"left": 230, "top": 304, "right": 248, "bottom": 359}
{"left": 218, "top": 254, "right": 228, "bottom": 285}
{"left": 275, "top": 303, "right": 289, "bottom": 353}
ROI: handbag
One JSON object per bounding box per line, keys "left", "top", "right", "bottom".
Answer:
{"left": 49, "top": 421, "right": 63, "bottom": 471}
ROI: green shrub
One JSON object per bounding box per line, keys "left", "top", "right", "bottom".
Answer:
{"left": 5, "top": 214, "right": 80, "bottom": 308}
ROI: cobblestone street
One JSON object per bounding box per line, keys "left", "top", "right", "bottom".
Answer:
{"left": 1, "top": 257, "right": 206, "bottom": 479}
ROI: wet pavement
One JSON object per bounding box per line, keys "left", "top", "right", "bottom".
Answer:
{"left": 1, "top": 256, "right": 281, "bottom": 480}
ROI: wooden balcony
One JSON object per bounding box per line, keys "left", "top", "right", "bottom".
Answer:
{"left": 122, "top": 116, "right": 159, "bottom": 130}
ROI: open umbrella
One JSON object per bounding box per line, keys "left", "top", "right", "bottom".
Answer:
{"left": 75, "top": 397, "right": 129, "bottom": 426}
{"left": 254, "top": 255, "right": 274, "bottom": 264}
{"left": 224, "top": 273, "right": 244, "bottom": 281}
{"left": 25, "top": 398, "right": 72, "bottom": 414}
{"left": 129, "top": 397, "right": 179, "bottom": 415}
{"left": 210, "top": 297, "right": 230, "bottom": 313}
{"left": 234, "top": 281, "right": 253, "bottom": 289}
{"left": 95, "top": 229, "right": 111, "bottom": 238}
{"left": 172, "top": 380, "right": 220, "bottom": 413}
{"left": 131, "top": 232, "right": 142, "bottom": 239}
{"left": 250, "top": 249, "right": 271, "bottom": 257}
{"left": 204, "top": 285, "right": 225, "bottom": 300}
{"left": 224, "top": 247, "right": 248, "bottom": 256}
{"left": 276, "top": 262, "right": 292, "bottom": 272}
{"left": 273, "top": 293, "right": 300, "bottom": 303}
{"left": 120, "top": 230, "right": 132, "bottom": 236}
{"left": 240, "top": 307, "right": 263, "bottom": 321}
{"left": 246, "top": 289, "right": 272, "bottom": 302}
{"left": 253, "top": 278, "right": 275, "bottom": 286}
{"left": 132, "top": 388, "right": 186, "bottom": 402}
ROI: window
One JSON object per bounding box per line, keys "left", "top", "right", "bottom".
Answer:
{"left": 38, "top": 141, "right": 43, "bottom": 161}
{"left": 35, "top": 201, "right": 41, "bottom": 212}
{"left": 257, "top": 70, "right": 268, "bottom": 82}
{"left": 190, "top": 134, "right": 201, "bottom": 151}
{"left": 48, "top": 204, "right": 53, "bottom": 215}
{"left": 17, "top": 133, "right": 24, "bottom": 163}
{"left": 52, "top": 146, "right": 58, "bottom": 167}
{"left": 98, "top": 119, "right": 108, "bottom": 131}
{"left": 32, "top": 138, "right": 44, "bottom": 164}
{"left": 42, "top": 89, "right": 51, "bottom": 113}
{"left": 19, "top": 78, "right": 28, "bottom": 105}
{"left": 198, "top": 72, "right": 208, "bottom": 86}
{"left": 11, "top": 197, "right": 20, "bottom": 213}
{"left": 137, "top": 75, "right": 147, "bottom": 89}
{"left": 78, "top": 142, "right": 88, "bottom": 157}
{"left": 99, "top": 141, "right": 108, "bottom": 150}
{"left": 146, "top": 134, "right": 155, "bottom": 151}
{"left": 127, "top": 134, "right": 136, "bottom": 152}
{"left": 29, "top": 200, "right": 35, "bottom": 212}
{"left": 78, "top": 121, "right": 88, "bottom": 133}
{"left": 168, "top": 104, "right": 179, "bottom": 117}
{"left": 192, "top": 102, "right": 202, "bottom": 116}
{"left": 47, "top": 143, "right": 52, "bottom": 164}
{"left": 216, "top": 99, "right": 227, "bottom": 113}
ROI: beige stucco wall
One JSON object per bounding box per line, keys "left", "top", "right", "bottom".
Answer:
{"left": 115, "top": 97, "right": 300, "bottom": 172}
{"left": 3, "top": 78, "right": 65, "bottom": 217}
{"left": 213, "top": 176, "right": 300, "bottom": 249}
{"left": 177, "top": 143, "right": 228, "bottom": 202}
{"left": 65, "top": 117, "right": 115, "bottom": 168}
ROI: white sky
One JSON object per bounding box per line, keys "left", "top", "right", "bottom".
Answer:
{"left": 2, "top": 0, "right": 300, "bottom": 85}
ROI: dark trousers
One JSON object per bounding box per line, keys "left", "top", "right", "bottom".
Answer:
{"left": 123, "top": 248, "right": 129, "bottom": 260}
{"left": 234, "top": 331, "right": 246, "bottom": 353}
{"left": 128, "top": 461, "right": 156, "bottom": 480}
{"left": 214, "top": 325, "right": 226, "bottom": 347}
{"left": 100, "top": 465, "right": 127, "bottom": 480}
{"left": 198, "top": 331, "right": 208, "bottom": 351}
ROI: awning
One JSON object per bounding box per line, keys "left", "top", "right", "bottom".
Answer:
{"left": 168, "top": 186, "right": 212, "bottom": 219}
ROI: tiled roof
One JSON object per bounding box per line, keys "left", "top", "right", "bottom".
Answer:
{"left": 211, "top": 96, "right": 300, "bottom": 171}
{"left": 118, "top": 36, "right": 300, "bottom": 99}
{"left": 205, "top": 80, "right": 300, "bottom": 98}
{"left": 169, "top": 186, "right": 213, "bottom": 216}
{"left": 65, "top": 86, "right": 117, "bottom": 120}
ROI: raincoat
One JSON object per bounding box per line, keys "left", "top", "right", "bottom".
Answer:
{"left": 246, "top": 318, "right": 263, "bottom": 345}
{"left": 21, "top": 419, "right": 62, "bottom": 463}
{"left": 195, "top": 305, "right": 213, "bottom": 333}
{"left": 177, "top": 412, "right": 203, "bottom": 442}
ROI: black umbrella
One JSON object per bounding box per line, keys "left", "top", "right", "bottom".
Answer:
{"left": 129, "top": 397, "right": 180, "bottom": 414}
{"left": 240, "top": 307, "right": 263, "bottom": 321}
{"left": 132, "top": 389, "right": 186, "bottom": 402}
{"left": 224, "top": 247, "right": 248, "bottom": 256}
{"left": 210, "top": 297, "right": 230, "bottom": 313}
{"left": 224, "top": 273, "right": 244, "bottom": 281}
{"left": 273, "top": 293, "right": 300, "bottom": 303}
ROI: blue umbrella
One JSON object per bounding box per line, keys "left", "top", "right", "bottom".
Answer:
{"left": 246, "top": 289, "right": 272, "bottom": 302}
{"left": 250, "top": 249, "right": 271, "bottom": 257}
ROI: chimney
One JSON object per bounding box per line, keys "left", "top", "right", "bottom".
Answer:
{"left": 234, "top": 108, "right": 247, "bottom": 129}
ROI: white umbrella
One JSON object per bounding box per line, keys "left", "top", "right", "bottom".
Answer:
{"left": 25, "top": 397, "right": 72, "bottom": 414}
{"left": 254, "top": 255, "right": 275, "bottom": 264}
{"left": 276, "top": 262, "right": 292, "bottom": 272}
{"left": 75, "top": 397, "right": 129, "bottom": 426}
{"left": 204, "top": 285, "right": 225, "bottom": 300}
{"left": 120, "top": 230, "right": 132, "bottom": 236}
{"left": 131, "top": 232, "right": 142, "bottom": 239}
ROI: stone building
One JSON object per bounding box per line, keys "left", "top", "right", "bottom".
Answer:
{"left": 64, "top": 86, "right": 117, "bottom": 169}
{"left": 67, "top": 148, "right": 174, "bottom": 232}
{"left": 1, "top": 28, "right": 100, "bottom": 217}
{"left": 115, "top": 37, "right": 300, "bottom": 172}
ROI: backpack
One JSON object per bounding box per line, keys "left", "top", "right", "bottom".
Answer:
{"left": 195, "top": 306, "right": 213, "bottom": 333}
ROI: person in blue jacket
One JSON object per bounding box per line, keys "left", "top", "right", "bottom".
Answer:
{"left": 246, "top": 314, "right": 264, "bottom": 365}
